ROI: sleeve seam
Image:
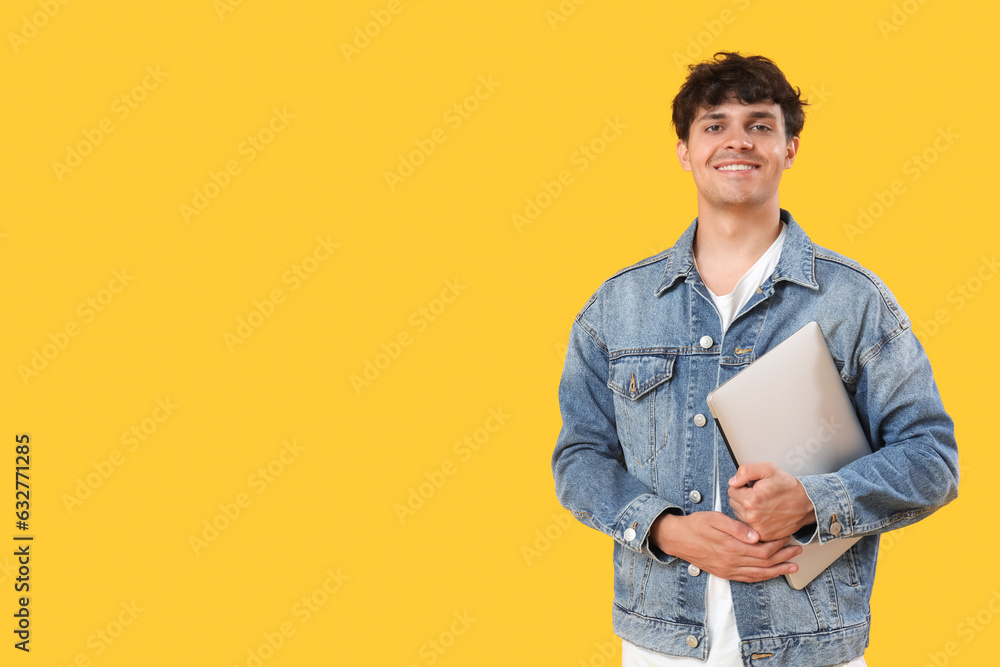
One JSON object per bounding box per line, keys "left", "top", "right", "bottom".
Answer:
{"left": 575, "top": 313, "right": 609, "bottom": 356}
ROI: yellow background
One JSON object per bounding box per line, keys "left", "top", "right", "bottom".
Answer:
{"left": 1, "top": 0, "right": 996, "bottom": 665}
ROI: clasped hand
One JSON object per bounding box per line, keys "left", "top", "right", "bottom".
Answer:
{"left": 727, "top": 462, "right": 816, "bottom": 542}
{"left": 648, "top": 463, "right": 816, "bottom": 583}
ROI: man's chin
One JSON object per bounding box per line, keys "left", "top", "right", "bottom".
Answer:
{"left": 702, "top": 194, "right": 774, "bottom": 212}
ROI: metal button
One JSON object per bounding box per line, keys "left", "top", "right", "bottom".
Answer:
{"left": 693, "top": 413, "right": 707, "bottom": 427}
{"left": 830, "top": 521, "right": 843, "bottom": 537}
{"left": 699, "top": 336, "right": 713, "bottom": 349}
{"left": 688, "top": 564, "right": 701, "bottom": 576}
{"left": 689, "top": 489, "right": 702, "bottom": 504}
{"left": 624, "top": 527, "right": 636, "bottom": 542}
{"left": 686, "top": 635, "right": 699, "bottom": 648}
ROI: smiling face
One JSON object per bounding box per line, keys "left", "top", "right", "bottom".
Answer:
{"left": 676, "top": 97, "right": 799, "bottom": 216}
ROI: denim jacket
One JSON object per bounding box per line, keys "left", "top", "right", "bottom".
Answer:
{"left": 552, "top": 210, "right": 958, "bottom": 666}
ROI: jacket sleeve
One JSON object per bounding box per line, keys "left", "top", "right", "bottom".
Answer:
{"left": 798, "top": 323, "right": 959, "bottom": 544}
{"left": 552, "top": 313, "right": 681, "bottom": 562}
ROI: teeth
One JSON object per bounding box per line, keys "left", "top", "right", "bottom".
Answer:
{"left": 716, "top": 164, "right": 757, "bottom": 171}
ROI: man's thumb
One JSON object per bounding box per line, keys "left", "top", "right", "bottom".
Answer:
{"left": 729, "top": 462, "right": 767, "bottom": 488}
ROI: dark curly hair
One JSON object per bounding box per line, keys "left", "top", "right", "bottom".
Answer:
{"left": 672, "top": 52, "right": 808, "bottom": 143}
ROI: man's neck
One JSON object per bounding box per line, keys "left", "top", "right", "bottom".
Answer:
{"left": 692, "top": 204, "right": 783, "bottom": 296}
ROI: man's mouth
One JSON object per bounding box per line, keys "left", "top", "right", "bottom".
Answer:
{"left": 714, "top": 163, "right": 759, "bottom": 171}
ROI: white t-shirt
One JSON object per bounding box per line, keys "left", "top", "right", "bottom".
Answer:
{"left": 622, "top": 224, "right": 867, "bottom": 667}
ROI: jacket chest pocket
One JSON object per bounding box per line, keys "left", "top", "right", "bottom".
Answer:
{"left": 607, "top": 353, "right": 675, "bottom": 468}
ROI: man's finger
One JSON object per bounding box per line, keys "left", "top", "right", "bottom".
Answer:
{"left": 740, "top": 538, "right": 796, "bottom": 562}
{"left": 730, "top": 560, "right": 800, "bottom": 583}
{"left": 713, "top": 513, "right": 759, "bottom": 544}
{"left": 761, "top": 543, "right": 803, "bottom": 566}
{"left": 729, "top": 462, "right": 770, "bottom": 488}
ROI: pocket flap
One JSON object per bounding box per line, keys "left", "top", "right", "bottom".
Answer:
{"left": 608, "top": 354, "right": 675, "bottom": 400}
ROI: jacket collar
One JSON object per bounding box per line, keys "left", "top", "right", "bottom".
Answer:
{"left": 654, "top": 208, "right": 819, "bottom": 295}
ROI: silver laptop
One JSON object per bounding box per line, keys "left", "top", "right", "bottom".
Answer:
{"left": 706, "top": 321, "right": 872, "bottom": 589}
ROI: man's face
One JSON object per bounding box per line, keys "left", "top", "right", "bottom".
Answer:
{"left": 676, "top": 97, "right": 798, "bottom": 214}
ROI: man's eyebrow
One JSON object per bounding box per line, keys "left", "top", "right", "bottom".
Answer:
{"left": 695, "top": 109, "right": 778, "bottom": 122}
{"left": 696, "top": 110, "right": 729, "bottom": 122}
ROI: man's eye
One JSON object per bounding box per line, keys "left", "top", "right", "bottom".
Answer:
{"left": 706, "top": 125, "right": 722, "bottom": 132}
{"left": 751, "top": 124, "right": 772, "bottom": 131}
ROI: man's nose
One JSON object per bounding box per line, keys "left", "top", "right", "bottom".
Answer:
{"left": 723, "top": 128, "right": 753, "bottom": 150}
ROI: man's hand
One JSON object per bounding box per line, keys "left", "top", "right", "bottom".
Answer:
{"left": 728, "top": 463, "right": 816, "bottom": 542}
{"left": 649, "top": 511, "right": 802, "bottom": 583}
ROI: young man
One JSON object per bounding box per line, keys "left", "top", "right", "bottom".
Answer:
{"left": 552, "top": 52, "right": 958, "bottom": 667}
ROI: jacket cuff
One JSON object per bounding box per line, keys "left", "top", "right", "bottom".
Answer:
{"left": 798, "top": 473, "right": 854, "bottom": 543}
{"left": 791, "top": 523, "right": 818, "bottom": 546}
{"left": 616, "top": 494, "right": 681, "bottom": 562}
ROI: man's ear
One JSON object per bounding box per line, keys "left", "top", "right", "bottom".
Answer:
{"left": 676, "top": 139, "right": 691, "bottom": 172}
{"left": 783, "top": 136, "right": 800, "bottom": 170}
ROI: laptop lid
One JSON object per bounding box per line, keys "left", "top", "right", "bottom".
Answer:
{"left": 706, "top": 321, "right": 872, "bottom": 589}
